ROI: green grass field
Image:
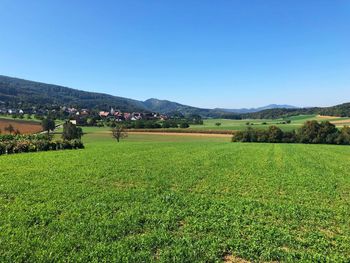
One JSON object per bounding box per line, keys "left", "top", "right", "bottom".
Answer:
{"left": 0, "top": 115, "right": 41, "bottom": 122}
{"left": 190, "top": 115, "right": 350, "bottom": 132}
{"left": 1, "top": 128, "right": 350, "bottom": 262}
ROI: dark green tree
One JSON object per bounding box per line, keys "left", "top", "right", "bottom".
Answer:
{"left": 336, "top": 126, "right": 350, "bottom": 145}
{"left": 62, "top": 122, "right": 83, "bottom": 140}
{"left": 267, "top": 126, "right": 283, "bottom": 143}
{"left": 41, "top": 118, "right": 56, "bottom": 135}
{"left": 180, "top": 122, "right": 190, "bottom": 128}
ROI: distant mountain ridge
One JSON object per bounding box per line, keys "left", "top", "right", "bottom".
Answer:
{"left": 0, "top": 75, "right": 349, "bottom": 118}
{"left": 215, "top": 104, "right": 298, "bottom": 114}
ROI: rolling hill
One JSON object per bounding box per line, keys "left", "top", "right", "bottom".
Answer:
{"left": 1, "top": 75, "right": 349, "bottom": 118}
{"left": 0, "top": 75, "right": 146, "bottom": 112}
{"left": 215, "top": 104, "right": 297, "bottom": 114}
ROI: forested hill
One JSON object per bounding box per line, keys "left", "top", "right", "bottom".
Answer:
{"left": 0, "top": 75, "right": 218, "bottom": 116}
{"left": 241, "top": 103, "right": 350, "bottom": 119}
{"left": 0, "top": 75, "right": 146, "bottom": 112}
{"left": 0, "top": 75, "right": 349, "bottom": 118}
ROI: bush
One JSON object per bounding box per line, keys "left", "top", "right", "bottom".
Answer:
{"left": 13, "top": 141, "right": 30, "bottom": 153}
{"left": 232, "top": 121, "right": 348, "bottom": 145}
{"left": 0, "top": 143, "right": 6, "bottom": 155}
{"left": 71, "top": 139, "right": 85, "bottom": 149}
{"left": 179, "top": 122, "right": 190, "bottom": 128}
{"left": 34, "top": 140, "right": 50, "bottom": 151}
{"left": 0, "top": 134, "right": 85, "bottom": 155}
{"left": 62, "top": 122, "right": 83, "bottom": 140}
{"left": 297, "top": 121, "right": 339, "bottom": 144}
{"left": 267, "top": 126, "right": 283, "bottom": 143}
{"left": 336, "top": 126, "right": 350, "bottom": 145}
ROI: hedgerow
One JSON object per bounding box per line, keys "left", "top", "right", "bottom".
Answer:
{"left": 232, "top": 121, "right": 350, "bottom": 145}
{"left": 127, "top": 129, "right": 234, "bottom": 134}
{"left": 0, "top": 134, "right": 84, "bottom": 155}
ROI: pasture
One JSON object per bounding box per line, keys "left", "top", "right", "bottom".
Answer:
{"left": 0, "top": 118, "right": 42, "bottom": 134}
{"left": 1, "top": 128, "right": 350, "bottom": 262}
{"left": 189, "top": 115, "right": 350, "bottom": 132}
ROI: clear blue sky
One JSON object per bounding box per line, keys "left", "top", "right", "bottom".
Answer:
{"left": 0, "top": 0, "right": 349, "bottom": 108}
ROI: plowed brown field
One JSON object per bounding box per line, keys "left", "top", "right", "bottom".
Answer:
{"left": 0, "top": 118, "right": 42, "bottom": 134}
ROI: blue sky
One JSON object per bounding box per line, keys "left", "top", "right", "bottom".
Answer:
{"left": 0, "top": 0, "right": 349, "bottom": 108}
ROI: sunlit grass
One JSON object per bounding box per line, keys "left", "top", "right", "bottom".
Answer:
{"left": 1, "top": 127, "right": 350, "bottom": 262}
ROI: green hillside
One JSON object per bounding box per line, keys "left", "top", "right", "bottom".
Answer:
{"left": 0, "top": 75, "right": 146, "bottom": 112}
{"left": 1, "top": 75, "right": 349, "bottom": 118}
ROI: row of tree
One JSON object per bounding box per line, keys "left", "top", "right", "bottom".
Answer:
{"left": 232, "top": 121, "right": 350, "bottom": 145}
{"left": 106, "top": 120, "right": 190, "bottom": 129}
{"left": 41, "top": 118, "right": 83, "bottom": 140}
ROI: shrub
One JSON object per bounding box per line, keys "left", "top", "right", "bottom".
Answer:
{"left": 62, "top": 122, "right": 83, "bottom": 140}
{"left": 162, "top": 122, "right": 171, "bottom": 128}
{"left": 282, "top": 131, "right": 297, "bottom": 143}
{"left": 0, "top": 143, "right": 6, "bottom": 155}
{"left": 267, "top": 126, "right": 283, "bottom": 143}
{"left": 34, "top": 140, "right": 50, "bottom": 151}
{"left": 71, "top": 139, "right": 85, "bottom": 149}
{"left": 62, "top": 140, "right": 73, "bottom": 149}
{"left": 179, "top": 122, "right": 190, "bottom": 128}
{"left": 232, "top": 121, "right": 346, "bottom": 145}
{"left": 0, "top": 134, "right": 85, "bottom": 155}
{"left": 336, "top": 126, "right": 350, "bottom": 145}
{"left": 13, "top": 141, "right": 30, "bottom": 153}
{"left": 297, "top": 121, "right": 339, "bottom": 144}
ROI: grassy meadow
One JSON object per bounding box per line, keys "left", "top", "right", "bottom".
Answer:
{"left": 1, "top": 127, "right": 350, "bottom": 262}
{"left": 189, "top": 115, "right": 350, "bottom": 132}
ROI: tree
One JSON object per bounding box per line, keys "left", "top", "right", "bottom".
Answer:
{"left": 318, "top": 121, "right": 338, "bottom": 144}
{"left": 62, "top": 122, "right": 83, "bottom": 140}
{"left": 297, "top": 121, "right": 339, "bottom": 144}
{"left": 297, "top": 120, "right": 321, "bottom": 143}
{"left": 5, "top": 124, "right": 15, "bottom": 134}
{"left": 336, "top": 126, "right": 350, "bottom": 145}
{"left": 134, "top": 120, "right": 145, "bottom": 129}
{"left": 162, "top": 121, "right": 171, "bottom": 128}
{"left": 41, "top": 118, "right": 56, "bottom": 135}
{"left": 215, "top": 122, "right": 221, "bottom": 126}
{"left": 267, "top": 126, "right": 283, "bottom": 143}
{"left": 179, "top": 122, "right": 190, "bottom": 128}
{"left": 187, "top": 114, "right": 203, "bottom": 125}
{"left": 112, "top": 125, "right": 128, "bottom": 142}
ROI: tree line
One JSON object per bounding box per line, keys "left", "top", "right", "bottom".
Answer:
{"left": 232, "top": 121, "right": 350, "bottom": 145}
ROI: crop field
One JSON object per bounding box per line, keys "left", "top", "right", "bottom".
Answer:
{"left": 0, "top": 118, "right": 42, "bottom": 134}
{"left": 189, "top": 115, "right": 350, "bottom": 132}
{"left": 1, "top": 128, "right": 350, "bottom": 262}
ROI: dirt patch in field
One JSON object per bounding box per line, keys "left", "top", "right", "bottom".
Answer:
{"left": 0, "top": 119, "right": 42, "bottom": 134}
{"left": 330, "top": 120, "right": 350, "bottom": 125}
{"left": 223, "top": 254, "right": 250, "bottom": 263}
{"left": 316, "top": 115, "right": 350, "bottom": 125}
{"left": 317, "top": 115, "right": 340, "bottom": 119}
{"left": 128, "top": 132, "right": 232, "bottom": 138}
